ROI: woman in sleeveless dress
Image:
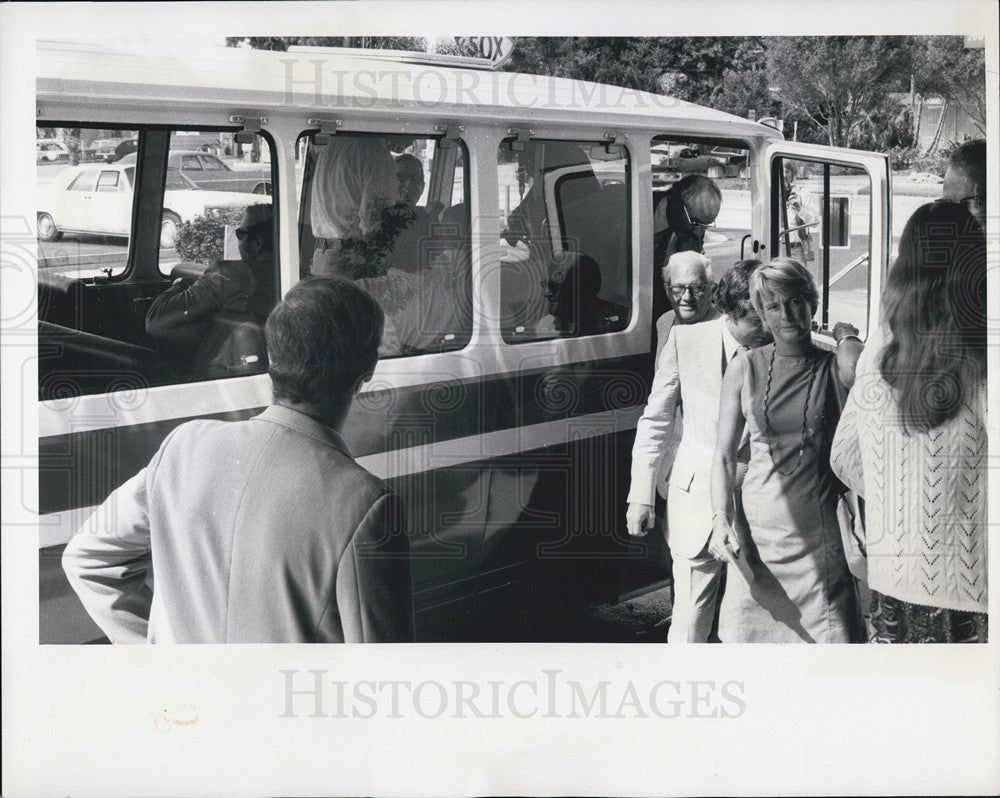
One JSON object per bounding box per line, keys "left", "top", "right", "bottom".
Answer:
{"left": 709, "top": 258, "right": 864, "bottom": 643}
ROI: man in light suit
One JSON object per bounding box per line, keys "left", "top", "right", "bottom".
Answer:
{"left": 63, "top": 277, "right": 412, "bottom": 643}
{"left": 627, "top": 260, "right": 771, "bottom": 643}
{"left": 654, "top": 250, "right": 721, "bottom": 362}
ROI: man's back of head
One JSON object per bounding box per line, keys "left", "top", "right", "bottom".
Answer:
{"left": 266, "top": 277, "right": 384, "bottom": 422}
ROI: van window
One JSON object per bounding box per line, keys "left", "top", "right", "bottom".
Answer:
{"left": 36, "top": 125, "right": 278, "bottom": 400}
{"left": 650, "top": 138, "right": 752, "bottom": 272}
{"left": 36, "top": 126, "right": 139, "bottom": 278}
{"left": 499, "top": 138, "right": 631, "bottom": 341}
{"left": 298, "top": 132, "right": 472, "bottom": 358}
{"left": 776, "top": 157, "right": 872, "bottom": 337}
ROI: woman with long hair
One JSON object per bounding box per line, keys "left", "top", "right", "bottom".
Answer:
{"left": 709, "top": 258, "right": 863, "bottom": 642}
{"left": 831, "top": 201, "right": 987, "bottom": 642}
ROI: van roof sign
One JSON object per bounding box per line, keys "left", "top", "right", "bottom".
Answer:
{"left": 453, "top": 36, "right": 516, "bottom": 69}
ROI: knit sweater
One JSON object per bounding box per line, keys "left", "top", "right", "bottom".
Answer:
{"left": 830, "top": 364, "right": 987, "bottom": 613}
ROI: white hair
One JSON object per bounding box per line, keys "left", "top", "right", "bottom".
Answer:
{"left": 662, "top": 250, "right": 714, "bottom": 284}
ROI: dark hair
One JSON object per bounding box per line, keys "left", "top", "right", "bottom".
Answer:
{"left": 265, "top": 276, "right": 384, "bottom": 406}
{"left": 879, "top": 201, "right": 986, "bottom": 433}
{"left": 948, "top": 139, "right": 986, "bottom": 196}
{"left": 394, "top": 153, "right": 423, "bottom": 176}
{"left": 242, "top": 203, "right": 274, "bottom": 251}
{"left": 715, "top": 259, "right": 762, "bottom": 319}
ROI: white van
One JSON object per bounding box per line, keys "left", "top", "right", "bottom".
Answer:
{"left": 35, "top": 39, "right": 889, "bottom": 642}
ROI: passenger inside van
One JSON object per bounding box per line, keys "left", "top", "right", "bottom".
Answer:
{"left": 502, "top": 140, "right": 598, "bottom": 257}
{"left": 385, "top": 154, "right": 441, "bottom": 273}
{"left": 350, "top": 199, "right": 472, "bottom": 356}
{"left": 146, "top": 204, "right": 274, "bottom": 379}
{"left": 355, "top": 260, "right": 470, "bottom": 356}
{"left": 532, "top": 253, "right": 624, "bottom": 338}
{"left": 309, "top": 134, "right": 413, "bottom": 278}
{"left": 651, "top": 174, "right": 722, "bottom": 322}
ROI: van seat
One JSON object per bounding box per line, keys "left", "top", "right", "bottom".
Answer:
{"left": 38, "top": 320, "right": 157, "bottom": 399}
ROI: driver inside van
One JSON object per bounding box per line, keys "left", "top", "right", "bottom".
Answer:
{"left": 146, "top": 203, "right": 274, "bottom": 378}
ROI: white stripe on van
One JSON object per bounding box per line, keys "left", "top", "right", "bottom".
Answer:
{"left": 39, "top": 405, "right": 644, "bottom": 548}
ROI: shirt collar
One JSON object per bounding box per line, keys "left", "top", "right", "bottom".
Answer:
{"left": 721, "top": 318, "right": 743, "bottom": 359}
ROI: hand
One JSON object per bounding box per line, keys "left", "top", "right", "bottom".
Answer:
{"left": 709, "top": 514, "right": 740, "bottom": 564}
{"left": 626, "top": 503, "right": 655, "bottom": 538}
{"left": 833, "top": 322, "right": 860, "bottom": 344}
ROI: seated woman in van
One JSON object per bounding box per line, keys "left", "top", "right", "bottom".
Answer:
{"left": 384, "top": 154, "right": 443, "bottom": 274}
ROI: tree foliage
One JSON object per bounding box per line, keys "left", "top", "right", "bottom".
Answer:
{"left": 176, "top": 208, "right": 245, "bottom": 265}
{"left": 226, "top": 36, "right": 427, "bottom": 52}
{"left": 504, "top": 37, "right": 767, "bottom": 106}
{"left": 230, "top": 36, "right": 984, "bottom": 153}
{"left": 910, "top": 36, "right": 986, "bottom": 136}
{"left": 764, "top": 37, "right": 915, "bottom": 148}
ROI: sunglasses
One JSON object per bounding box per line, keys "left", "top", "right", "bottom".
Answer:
{"left": 235, "top": 223, "right": 267, "bottom": 241}
{"left": 683, "top": 203, "right": 712, "bottom": 231}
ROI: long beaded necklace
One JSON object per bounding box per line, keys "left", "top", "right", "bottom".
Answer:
{"left": 761, "top": 344, "right": 819, "bottom": 476}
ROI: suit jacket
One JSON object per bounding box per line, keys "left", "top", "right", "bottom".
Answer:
{"left": 629, "top": 317, "right": 737, "bottom": 558}
{"left": 62, "top": 405, "right": 413, "bottom": 643}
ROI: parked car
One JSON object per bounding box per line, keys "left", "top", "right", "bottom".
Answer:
{"left": 36, "top": 139, "right": 70, "bottom": 163}
{"left": 119, "top": 150, "right": 271, "bottom": 194}
{"left": 111, "top": 138, "right": 139, "bottom": 161}
{"left": 651, "top": 143, "right": 747, "bottom": 185}
{"left": 36, "top": 164, "right": 269, "bottom": 248}
{"left": 84, "top": 138, "right": 129, "bottom": 163}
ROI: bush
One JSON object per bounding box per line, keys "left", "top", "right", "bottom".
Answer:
{"left": 888, "top": 146, "right": 947, "bottom": 176}
{"left": 175, "top": 208, "right": 246, "bottom": 264}
{"left": 906, "top": 152, "right": 948, "bottom": 175}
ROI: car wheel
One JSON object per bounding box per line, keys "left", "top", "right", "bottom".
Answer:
{"left": 37, "top": 213, "right": 62, "bottom": 242}
{"left": 160, "top": 211, "right": 181, "bottom": 249}
{"left": 252, "top": 182, "right": 271, "bottom": 196}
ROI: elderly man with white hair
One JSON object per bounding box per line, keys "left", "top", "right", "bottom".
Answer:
{"left": 655, "top": 250, "right": 720, "bottom": 361}
{"left": 628, "top": 259, "right": 773, "bottom": 643}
